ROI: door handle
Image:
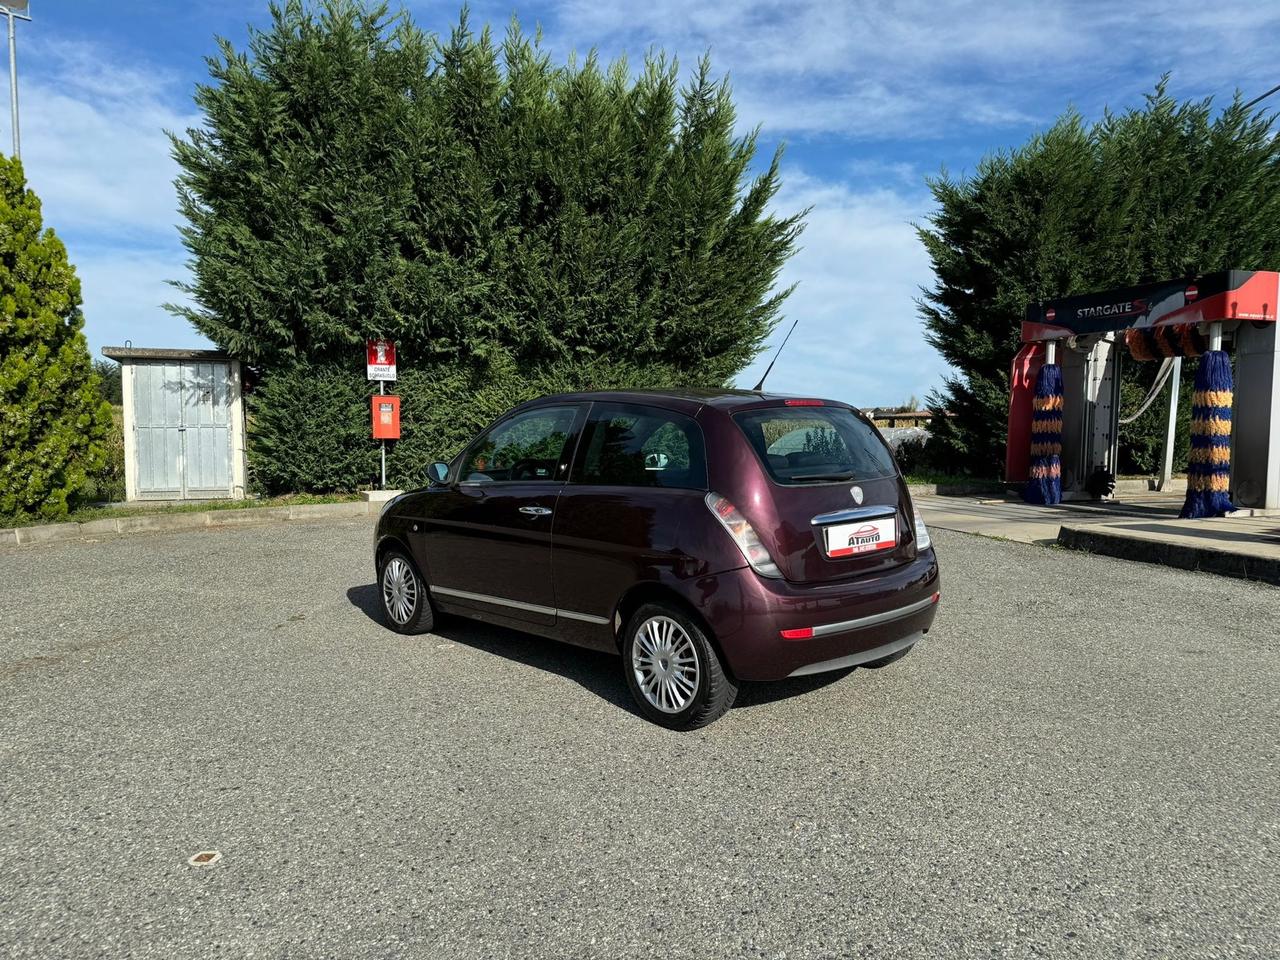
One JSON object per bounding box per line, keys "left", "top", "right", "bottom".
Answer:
{"left": 519, "top": 506, "right": 552, "bottom": 517}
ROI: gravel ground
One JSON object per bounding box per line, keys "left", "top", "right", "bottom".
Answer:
{"left": 0, "top": 520, "right": 1276, "bottom": 959}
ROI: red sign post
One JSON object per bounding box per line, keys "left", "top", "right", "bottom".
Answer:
{"left": 366, "top": 340, "right": 398, "bottom": 489}
{"left": 366, "top": 339, "right": 397, "bottom": 381}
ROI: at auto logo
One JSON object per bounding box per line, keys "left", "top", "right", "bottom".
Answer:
{"left": 848, "top": 524, "right": 881, "bottom": 547}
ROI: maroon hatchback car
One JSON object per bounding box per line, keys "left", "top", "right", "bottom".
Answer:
{"left": 374, "top": 390, "right": 940, "bottom": 729}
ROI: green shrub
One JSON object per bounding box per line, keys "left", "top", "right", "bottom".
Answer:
{"left": 0, "top": 157, "right": 114, "bottom": 522}
{"left": 93, "top": 359, "right": 122, "bottom": 404}
{"left": 889, "top": 434, "right": 934, "bottom": 476}
{"left": 247, "top": 363, "right": 380, "bottom": 495}
{"left": 81, "top": 406, "right": 126, "bottom": 504}
{"left": 1116, "top": 362, "right": 1192, "bottom": 475}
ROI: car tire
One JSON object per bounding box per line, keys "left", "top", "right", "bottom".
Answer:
{"left": 621, "top": 602, "right": 737, "bottom": 730}
{"left": 378, "top": 549, "right": 435, "bottom": 635}
{"left": 862, "top": 646, "right": 910, "bottom": 669}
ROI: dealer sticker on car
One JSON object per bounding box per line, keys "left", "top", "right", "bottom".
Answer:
{"left": 824, "top": 518, "right": 897, "bottom": 557}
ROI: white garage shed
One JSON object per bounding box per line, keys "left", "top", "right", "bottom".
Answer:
{"left": 102, "top": 346, "right": 248, "bottom": 502}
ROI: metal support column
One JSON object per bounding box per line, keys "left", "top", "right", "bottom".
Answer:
{"left": 6, "top": 9, "right": 15, "bottom": 158}
{"left": 1157, "top": 356, "right": 1182, "bottom": 490}
{"left": 0, "top": 2, "right": 29, "bottom": 160}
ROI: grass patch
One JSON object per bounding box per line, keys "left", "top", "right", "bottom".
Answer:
{"left": 4, "top": 493, "right": 364, "bottom": 529}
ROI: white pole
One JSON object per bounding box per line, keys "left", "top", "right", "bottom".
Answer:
{"left": 1158, "top": 356, "right": 1181, "bottom": 490}
{"left": 6, "top": 9, "right": 17, "bottom": 159}
{"left": 1209, "top": 322, "right": 1223, "bottom": 352}
{"left": 1045, "top": 340, "right": 1058, "bottom": 365}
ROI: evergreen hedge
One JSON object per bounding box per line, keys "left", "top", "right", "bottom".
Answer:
{"left": 248, "top": 357, "right": 690, "bottom": 494}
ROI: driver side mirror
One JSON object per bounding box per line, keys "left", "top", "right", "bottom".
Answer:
{"left": 428, "top": 461, "right": 451, "bottom": 486}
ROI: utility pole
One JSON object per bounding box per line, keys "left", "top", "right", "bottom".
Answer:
{"left": 1243, "top": 83, "right": 1280, "bottom": 112}
{"left": 0, "top": 1, "right": 29, "bottom": 159}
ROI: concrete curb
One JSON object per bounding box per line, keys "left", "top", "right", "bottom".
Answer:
{"left": 3, "top": 501, "right": 374, "bottom": 547}
{"left": 907, "top": 482, "right": 1007, "bottom": 498}
{"left": 1057, "top": 524, "right": 1280, "bottom": 587}
{"left": 1112, "top": 477, "right": 1187, "bottom": 495}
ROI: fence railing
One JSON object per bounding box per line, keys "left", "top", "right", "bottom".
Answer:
{"left": 866, "top": 409, "right": 953, "bottom": 429}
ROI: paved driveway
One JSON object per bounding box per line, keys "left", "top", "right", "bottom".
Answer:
{"left": 1, "top": 519, "right": 1276, "bottom": 959}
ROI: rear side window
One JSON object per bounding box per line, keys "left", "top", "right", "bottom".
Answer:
{"left": 733, "top": 406, "right": 897, "bottom": 484}
{"left": 576, "top": 403, "right": 707, "bottom": 489}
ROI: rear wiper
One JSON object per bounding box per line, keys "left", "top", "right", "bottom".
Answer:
{"left": 790, "top": 472, "right": 855, "bottom": 482}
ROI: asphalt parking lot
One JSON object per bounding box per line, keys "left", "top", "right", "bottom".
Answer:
{"left": 1, "top": 518, "right": 1276, "bottom": 959}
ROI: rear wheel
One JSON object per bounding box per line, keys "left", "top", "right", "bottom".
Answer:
{"left": 622, "top": 602, "right": 737, "bottom": 730}
{"left": 378, "top": 549, "right": 434, "bottom": 634}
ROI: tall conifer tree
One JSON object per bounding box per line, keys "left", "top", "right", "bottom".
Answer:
{"left": 171, "top": 1, "right": 804, "bottom": 383}
{"left": 0, "top": 157, "right": 113, "bottom": 521}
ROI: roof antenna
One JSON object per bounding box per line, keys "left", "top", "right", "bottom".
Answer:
{"left": 752, "top": 317, "right": 800, "bottom": 392}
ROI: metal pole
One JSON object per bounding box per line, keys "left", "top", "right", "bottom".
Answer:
{"left": 379, "top": 380, "right": 386, "bottom": 489}
{"left": 1157, "top": 356, "right": 1182, "bottom": 490}
{"left": 6, "top": 9, "right": 16, "bottom": 159}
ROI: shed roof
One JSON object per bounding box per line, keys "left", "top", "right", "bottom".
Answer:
{"left": 102, "top": 346, "right": 234, "bottom": 362}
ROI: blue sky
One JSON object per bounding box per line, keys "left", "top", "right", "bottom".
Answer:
{"left": 16, "top": 1, "right": 1280, "bottom": 405}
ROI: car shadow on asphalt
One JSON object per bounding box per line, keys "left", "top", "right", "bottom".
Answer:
{"left": 346, "top": 583, "right": 636, "bottom": 713}
{"left": 347, "top": 583, "right": 857, "bottom": 716}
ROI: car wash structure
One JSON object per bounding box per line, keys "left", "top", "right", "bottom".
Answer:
{"left": 1007, "top": 270, "right": 1280, "bottom": 516}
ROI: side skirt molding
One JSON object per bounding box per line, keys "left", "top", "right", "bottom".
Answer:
{"left": 431, "top": 585, "right": 611, "bottom": 625}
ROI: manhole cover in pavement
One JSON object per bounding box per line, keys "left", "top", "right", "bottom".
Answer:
{"left": 187, "top": 850, "right": 222, "bottom": 867}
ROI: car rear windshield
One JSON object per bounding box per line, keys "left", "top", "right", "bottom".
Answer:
{"left": 733, "top": 406, "right": 898, "bottom": 485}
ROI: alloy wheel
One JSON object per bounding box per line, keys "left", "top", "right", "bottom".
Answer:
{"left": 631, "top": 615, "right": 700, "bottom": 714}
{"left": 382, "top": 556, "right": 418, "bottom": 625}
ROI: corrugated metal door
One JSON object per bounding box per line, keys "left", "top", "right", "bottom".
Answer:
{"left": 182, "top": 361, "right": 232, "bottom": 497}
{"left": 133, "top": 361, "right": 185, "bottom": 498}
{"left": 133, "top": 361, "right": 233, "bottom": 499}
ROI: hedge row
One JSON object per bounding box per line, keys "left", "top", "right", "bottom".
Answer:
{"left": 247, "top": 357, "right": 694, "bottom": 494}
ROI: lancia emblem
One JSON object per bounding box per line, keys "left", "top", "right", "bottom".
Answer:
{"left": 850, "top": 485, "right": 864, "bottom": 505}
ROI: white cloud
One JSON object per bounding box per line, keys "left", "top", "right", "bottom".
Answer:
{"left": 16, "top": 36, "right": 206, "bottom": 354}
{"left": 21, "top": 37, "right": 199, "bottom": 237}
{"left": 73, "top": 247, "right": 202, "bottom": 356}
{"left": 530, "top": 0, "right": 1280, "bottom": 139}
{"left": 735, "top": 168, "right": 948, "bottom": 405}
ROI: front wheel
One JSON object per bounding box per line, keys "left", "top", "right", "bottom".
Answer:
{"left": 622, "top": 603, "right": 737, "bottom": 730}
{"left": 378, "top": 549, "right": 434, "bottom": 634}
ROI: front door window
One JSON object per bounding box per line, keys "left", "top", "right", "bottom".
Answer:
{"left": 461, "top": 407, "right": 578, "bottom": 483}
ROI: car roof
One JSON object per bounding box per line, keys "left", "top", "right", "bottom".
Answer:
{"left": 513, "top": 388, "right": 855, "bottom": 416}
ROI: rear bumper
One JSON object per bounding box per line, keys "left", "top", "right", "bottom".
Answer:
{"left": 788, "top": 631, "right": 921, "bottom": 677}
{"left": 698, "top": 549, "right": 940, "bottom": 681}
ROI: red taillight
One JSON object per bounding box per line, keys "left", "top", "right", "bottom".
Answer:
{"left": 931, "top": 592, "right": 941, "bottom": 604}
{"left": 780, "top": 627, "right": 814, "bottom": 640}
{"left": 784, "top": 398, "right": 824, "bottom": 406}
{"left": 704, "top": 492, "right": 782, "bottom": 578}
